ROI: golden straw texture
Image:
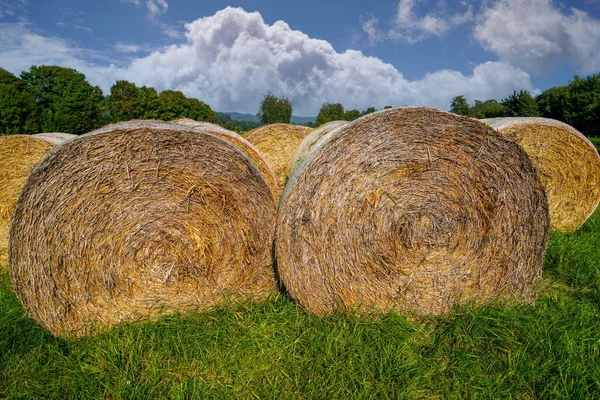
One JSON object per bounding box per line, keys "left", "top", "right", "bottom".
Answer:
{"left": 277, "top": 107, "right": 549, "bottom": 316}
{"left": 290, "top": 121, "right": 348, "bottom": 177}
{"left": 0, "top": 133, "right": 75, "bottom": 269}
{"left": 10, "top": 124, "right": 277, "bottom": 337}
{"left": 484, "top": 117, "right": 600, "bottom": 232}
{"left": 171, "top": 118, "right": 278, "bottom": 199}
{"left": 247, "top": 124, "right": 312, "bottom": 195}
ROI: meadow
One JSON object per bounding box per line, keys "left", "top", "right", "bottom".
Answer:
{"left": 1, "top": 208, "right": 599, "bottom": 399}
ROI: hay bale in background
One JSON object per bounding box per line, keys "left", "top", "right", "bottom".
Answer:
{"left": 290, "top": 121, "right": 348, "bottom": 176}
{"left": 171, "top": 118, "right": 278, "bottom": 198}
{"left": 484, "top": 117, "right": 600, "bottom": 232}
{"left": 0, "top": 133, "right": 76, "bottom": 269}
{"left": 247, "top": 123, "right": 312, "bottom": 195}
{"left": 9, "top": 123, "right": 277, "bottom": 337}
{"left": 277, "top": 107, "right": 549, "bottom": 316}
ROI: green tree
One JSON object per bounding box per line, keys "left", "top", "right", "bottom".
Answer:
{"left": 450, "top": 95, "right": 471, "bottom": 116}
{"left": 139, "top": 86, "right": 160, "bottom": 119}
{"left": 0, "top": 68, "right": 40, "bottom": 134}
{"left": 256, "top": 92, "right": 292, "bottom": 124}
{"left": 471, "top": 99, "right": 507, "bottom": 119}
{"left": 107, "top": 80, "right": 142, "bottom": 122}
{"left": 536, "top": 85, "right": 568, "bottom": 122}
{"left": 156, "top": 90, "right": 217, "bottom": 122}
{"left": 343, "top": 109, "right": 361, "bottom": 121}
{"left": 316, "top": 103, "right": 345, "bottom": 126}
{"left": 20, "top": 65, "right": 104, "bottom": 134}
{"left": 361, "top": 107, "right": 377, "bottom": 116}
{"left": 501, "top": 90, "right": 540, "bottom": 117}
{"left": 564, "top": 74, "right": 600, "bottom": 137}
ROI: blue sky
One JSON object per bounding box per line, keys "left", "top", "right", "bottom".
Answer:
{"left": 1, "top": 0, "right": 599, "bottom": 115}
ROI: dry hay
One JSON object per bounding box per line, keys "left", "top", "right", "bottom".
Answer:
{"left": 277, "top": 107, "right": 549, "bottom": 316}
{"left": 484, "top": 117, "right": 600, "bottom": 232}
{"left": 246, "top": 123, "right": 313, "bottom": 195}
{"left": 9, "top": 122, "right": 277, "bottom": 337}
{"left": 172, "top": 118, "right": 230, "bottom": 133}
{"left": 170, "top": 118, "right": 278, "bottom": 199}
{"left": 0, "top": 133, "right": 76, "bottom": 269}
{"left": 290, "top": 121, "right": 348, "bottom": 176}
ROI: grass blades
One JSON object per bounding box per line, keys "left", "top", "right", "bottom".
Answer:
{"left": 1, "top": 210, "right": 600, "bottom": 399}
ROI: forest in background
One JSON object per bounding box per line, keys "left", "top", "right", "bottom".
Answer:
{"left": 1, "top": 65, "right": 599, "bottom": 136}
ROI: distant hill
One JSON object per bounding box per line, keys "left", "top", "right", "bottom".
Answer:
{"left": 224, "top": 112, "right": 259, "bottom": 122}
{"left": 290, "top": 115, "right": 316, "bottom": 124}
{"left": 220, "top": 112, "right": 316, "bottom": 124}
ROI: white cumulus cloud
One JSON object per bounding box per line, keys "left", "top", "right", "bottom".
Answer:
{"left": 0, "top": 8, "right": 537, "bottom": 115}
{"left": 475, "top": 0, "right": 600, "bottom": 74}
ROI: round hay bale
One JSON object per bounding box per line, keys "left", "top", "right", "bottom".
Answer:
{"left": 483, "top": 117, "right": 600, "bottom": 232}
{"left": 290, "top": 121, "right": 348, "bottom": 176}
{"left": 246, "top": 124, "right": 313, "bottom": 195}
{"left": 171, "top": 119, "right": 278, "bottom": 199}
{"left": 0, "top": 133, "right": 76, "bottom": 268}
{"left": 277, "top": 107, "right": 549, "bottom": 316}
{"left": 9, "top": 123, "right": 277, "bottom": 337}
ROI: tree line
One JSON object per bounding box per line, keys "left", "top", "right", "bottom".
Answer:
{"left": 449, "top": 74, "right": 600, "bottom": 137}
{"left": 1, "top": 64, "right": 599, "bottom": 137}
{"left": 0, "top": 65, "right": 220, "bottom": 135}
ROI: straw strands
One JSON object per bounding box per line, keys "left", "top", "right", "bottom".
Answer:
{"left": 277, "top": 107, "right": 549, "bottom": 316}
{"left": 9, "top": 122, "right": 277, "bottom": 337}
{"left": 247, "top": 123, "right": 312, "bottom": 195}
{"left": 289, "top": 120, "right": 347, "bottom": 176}
{"left": 0, "top": 133, "right": 76, "bottom": 268}
{"left": 484, "top": 117, "right": 600, "bottom": 232}
{"left": 171, "top": 118, "right": 278, "bottom": 199}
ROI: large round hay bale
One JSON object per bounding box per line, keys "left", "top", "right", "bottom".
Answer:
{"left": 290, "top": 121, "right": 348, "bottom": 176}
{"left": 246, "top": 124, "right": 312, "bottom": 195}
{"left": 171, "top": 118, "right": 278, "bottom": 199}
{"left": 0, "top": 133, "right": 76, "bottom": 268}
{"left": 277, "top": 107, "right": 549, "bottom": 316}
{"left": 9, "top": 123, "right": 277, "bottom": 337}
{"left": 484, "top": 117, "right": 600, "bottom": 232}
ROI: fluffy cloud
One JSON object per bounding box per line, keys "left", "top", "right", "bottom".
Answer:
{"left": 364, "top": 0, "right": 473, "bottom": 43}
{"left": 0, "top": 8, "right": 536, "bottom": 114}
{"left": 475, "top": 0, "right": 600, "bottom": 74}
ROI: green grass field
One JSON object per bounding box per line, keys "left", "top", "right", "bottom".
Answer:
{"left": 1, "top": 211, "right": 599, "bottom": 399}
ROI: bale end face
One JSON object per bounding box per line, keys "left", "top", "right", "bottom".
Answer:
{"left": 10, "top": 126, "right": 277, "bottom": 337}
{"left": 277, "top": 107, "right": 549, "bottom": 316}
{"left": 484, "top": 117, "right": 600, "bottom": 232}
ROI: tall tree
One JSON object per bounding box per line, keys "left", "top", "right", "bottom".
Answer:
{"left": 107, "top": 80, "right": 142, "bottom": 122}
{"left": 256, "top": 92, "right": 292, "bottom": 124}
{"left": 316, "top": 103, "right": 345, "bottom": 126}
{"left": 20, "top": 65, "right": 104, "bottom": 134}
{"left": 0, "top": 68, "right": 40, "bottom": 134}
{"left": 564, "top": 74, "right": 600, "bottom": 137}
{"left": 501, "top": 90, "right": 540, "bottom": 117}
{"left": 536, "top": 85, "right": 568, "bottom": 122}
{"left": 139, "top": 86, "right": 160, "bottom": 119}
{"left": 450, "top": 95, "right": 471, "bottom": 116}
